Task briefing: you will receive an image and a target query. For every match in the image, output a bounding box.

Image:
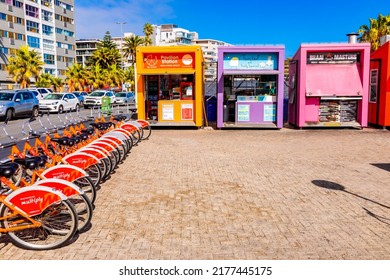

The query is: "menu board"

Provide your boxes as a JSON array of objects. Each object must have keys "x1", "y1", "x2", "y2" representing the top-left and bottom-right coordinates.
[{"x1": 237, "y1": 104, "x2": 250, "y2": 121}]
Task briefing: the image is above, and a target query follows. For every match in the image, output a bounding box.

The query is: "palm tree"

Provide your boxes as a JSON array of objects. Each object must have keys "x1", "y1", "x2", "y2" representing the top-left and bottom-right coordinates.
[
  {"x1": 143, "y1": 23, "x2": 154, "y2": 46},
  {"x1": 123, "y1": 35, "x2": 144, "y2": 64},
  {"x1": 124, "y1": 66, "x2": 135, "y2": 91},
  {"x1": 65, "y1": 63, "x2": 87, "y2": 91},
  {"x1": 7, "y1": 45, "x2": 43, "y2": 88},
  {"x1": 106, "y1": 64, "x2": 124, "y2": 89},
  {"x1": 35, "y1": 73, "x2": 53, "y2": 88},
  {"x1": 87, "y1": 64, "x2": 105, "y2": 90},
  {"x1": 358, "y1": 13, "x2": 390, "y2": 52},
  {"x1": 51, "y1": 76, "x2": 63, "y2": 92}
]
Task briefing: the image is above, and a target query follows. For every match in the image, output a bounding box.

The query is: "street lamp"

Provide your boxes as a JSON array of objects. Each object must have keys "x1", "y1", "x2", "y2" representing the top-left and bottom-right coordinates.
[{"x1": 116, "y1": 21, "x2": 127, "y2": 69}]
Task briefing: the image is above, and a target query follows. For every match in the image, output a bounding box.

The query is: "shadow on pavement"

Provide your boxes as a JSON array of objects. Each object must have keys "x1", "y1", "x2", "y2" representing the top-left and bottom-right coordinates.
[
  {"x1": 370, "y1": 163, "x2": 390, "y2": 173},
  {"x1": 312, "y1": 179, "x2": 390, "y2": 225}
]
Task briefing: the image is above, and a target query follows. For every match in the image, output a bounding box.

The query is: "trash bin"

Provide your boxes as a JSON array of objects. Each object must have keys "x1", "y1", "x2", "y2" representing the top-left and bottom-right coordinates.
[
  {"x1": 205, "y1": 96, "x2": 217, "y2": 122},
  {"x1": 101, "y1": 96, "x2": 111, "y2": 114}
]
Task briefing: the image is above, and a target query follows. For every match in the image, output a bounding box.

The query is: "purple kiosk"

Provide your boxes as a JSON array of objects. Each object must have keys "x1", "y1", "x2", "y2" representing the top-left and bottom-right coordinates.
[{"x1": 217, "y1": 46, "x2": 285, "y2": 128}]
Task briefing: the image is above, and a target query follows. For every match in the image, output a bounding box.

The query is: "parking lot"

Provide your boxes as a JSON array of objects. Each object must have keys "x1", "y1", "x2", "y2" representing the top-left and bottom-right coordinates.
[{"x1": 1, "y1": 125, "x2": 390, "y2": 260}]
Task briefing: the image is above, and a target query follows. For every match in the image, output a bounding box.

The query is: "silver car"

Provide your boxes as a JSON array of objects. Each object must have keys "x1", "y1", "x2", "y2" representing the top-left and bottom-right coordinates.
[
  {"x1": 114, "y1": 92, "x2": 135, "y2": 104},
  {"x1": 0, "y1": 90, "x2": 40, "y2": 120}
]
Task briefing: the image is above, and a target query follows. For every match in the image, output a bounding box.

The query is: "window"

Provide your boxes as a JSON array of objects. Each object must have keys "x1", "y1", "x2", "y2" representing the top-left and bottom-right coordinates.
[
  {"x1": 0, "y1": 47, "x2": 9, "y2": 54},
  {"x1": 44, "y1": 53, "x2": 55, "y2": 64},
  {"x1": 43, "y1": 39, "x2": 54, "y2": 51},
  {"x1": 63, "y1": 30, "x2": 74, "y2": 37},
  {"x1": 27, "y1": 35, "x2": 40, "y2": 48},
  {"x1": 44, "y1": 68, "x2": 55, "y2": 74},
  {"x1": 0, "y1": 13, "x2": 6, "y2": 21},
  {"x1": 26, "y1": 20, "x2": 39, "y2": 33},
  {"x1": 25, "y1": 4, "x2": 39, "y2": 18},
  {"x1": 369, "y1": 69, "x2": 378, "y2": 103},
  {"x1": 42, "y1": 10, "x2": 53, "y2": 22},
  {"x1": 42, "y1": 24, "x2": 53, "y2": 35}
]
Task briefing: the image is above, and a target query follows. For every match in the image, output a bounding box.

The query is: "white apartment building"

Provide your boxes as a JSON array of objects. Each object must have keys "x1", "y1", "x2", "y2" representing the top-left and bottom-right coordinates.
[
  {"x1": 151, "y1": 24, "x2": 198, "y2": 46},
  {"x1": 0, "y1": 0, "x2": 75, "y2": 88},
  {"x1": 193, "y1": 38, "x2": 231, "y2": 81},
  {"x1": 75, "y1": 38, "x2": 99, "y2": 67}
]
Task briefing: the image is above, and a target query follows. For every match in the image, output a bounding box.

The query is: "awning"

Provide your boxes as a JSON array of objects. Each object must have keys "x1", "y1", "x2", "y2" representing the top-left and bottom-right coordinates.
[
  {"x1": 137, "y1": 70, "x2": 195, "y2": 75},
  {"x1": 306, "y1": 64, "x2": 363, "y2": 97}
]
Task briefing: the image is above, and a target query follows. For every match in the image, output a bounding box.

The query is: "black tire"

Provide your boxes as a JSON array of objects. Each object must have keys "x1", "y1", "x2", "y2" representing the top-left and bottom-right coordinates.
[
  {"x1": 58, "y1": 105, "x2": 64, "y2": 114},
  {"x1": 73, "y1": 176, "x2": 96, "y2": 205},
  {"x1": 5, "y1": 108, "x2": 14, "y2": 121},
  {"x1": 68, "y1": 193, "x2": 93, "y2": 233},
  {"x1": 32, "y1": 106, "x2": 39, "y2": 118},
  {"x1": 141, "y1": 125, "x2": 152, "y2": 140},
  {"x1": 84, "y1": 105, "x2": 89, "y2": 109},
  {"x1": 0, "y1": 199, "x2": 78, "y2": 250},
  {"x1": 85, "y1": 163, "x2": 102, "y2": 188}
]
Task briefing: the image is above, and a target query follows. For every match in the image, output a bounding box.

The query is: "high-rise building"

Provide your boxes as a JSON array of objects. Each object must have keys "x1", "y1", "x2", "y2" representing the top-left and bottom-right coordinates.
[{"x1": 0, "y1": 0, "x2": 75, "y2": 88}]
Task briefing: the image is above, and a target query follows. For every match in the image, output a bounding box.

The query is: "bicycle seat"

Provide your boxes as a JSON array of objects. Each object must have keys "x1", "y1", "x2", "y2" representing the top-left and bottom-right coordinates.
[
  {"x1": 0, "y1": 162, "x2": 19, "y2": 178},
  {"x1": 81, "y1": 127, "x2": 95, "y2": 135},
  {"x1": 73, "y1": 135, "x2": 82, "y2": 144},
  {"x1": 80, "y1": 133, "x2": 89, "y2": 141},
  {"x1": 51, "y1": 137, "x2": 70, "y2": 146},
  {"x1": 14, "y1": 157, "x2": 41, "y2": 170}
]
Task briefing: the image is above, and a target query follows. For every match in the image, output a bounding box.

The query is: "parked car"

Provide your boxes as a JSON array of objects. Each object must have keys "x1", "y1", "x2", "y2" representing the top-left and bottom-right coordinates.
[
  {"x1": 71, "y1": 91, "x2": 88, "y2": 107},
  {"x1": 0, "y1": 90, "x2": 40, "y2": 120},
  {"x1": 39, "y1": 92, "x2": 80, "y2": 113},
  {"x1": 83, "y1": 90, "x2": 116, "y2": 109},
  {"x1": 114, "y1": 92, "x2": 135, "y2": 104},
  {"x1": 25, "y1": 88, "x2": 52, "y2": 99}
]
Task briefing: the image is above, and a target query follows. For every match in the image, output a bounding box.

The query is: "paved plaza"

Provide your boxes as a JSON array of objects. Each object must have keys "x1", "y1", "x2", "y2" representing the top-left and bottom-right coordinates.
[{"x1": 1, "y1": 126, "x2": 390, "y2": 260}]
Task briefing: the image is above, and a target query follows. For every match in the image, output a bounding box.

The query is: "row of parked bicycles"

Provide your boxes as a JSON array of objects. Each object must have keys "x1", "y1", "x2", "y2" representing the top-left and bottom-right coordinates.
[{"x1": 0, "y1": 110, "x2": 151, "y2": 250}]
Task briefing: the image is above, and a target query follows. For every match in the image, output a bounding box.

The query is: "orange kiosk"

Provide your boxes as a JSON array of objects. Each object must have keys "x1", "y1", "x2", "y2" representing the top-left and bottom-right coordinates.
[
  {"x1": 368, "y1": 39, "x2": 390, "y2": 127},
  {"x1": 135, "y1": 46, "x2": 204, "y2": 127}
]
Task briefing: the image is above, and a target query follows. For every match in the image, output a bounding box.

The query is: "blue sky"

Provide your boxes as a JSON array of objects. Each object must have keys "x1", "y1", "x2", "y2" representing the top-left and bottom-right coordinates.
[{"x1": 75, "y1": 0, "x2": 390, "y2": 58}]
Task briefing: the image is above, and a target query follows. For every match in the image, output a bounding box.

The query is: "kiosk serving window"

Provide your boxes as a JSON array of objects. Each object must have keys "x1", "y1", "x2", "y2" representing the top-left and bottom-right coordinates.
[{"x1": 224, "y1": 75, "x2": 277, "y2": 101}]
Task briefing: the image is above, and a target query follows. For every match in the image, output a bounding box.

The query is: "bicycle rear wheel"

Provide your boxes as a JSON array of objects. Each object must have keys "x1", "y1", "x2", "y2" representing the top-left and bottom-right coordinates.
[
  {"x1": 68, "y1": 193, "x2": 93, "y2": 233},
  {"x1": 0, "y1": 200, "x2": 78, "y2": 250},
  {"x1": 85, "y1": 163, "x2": 102, "y2": 188},
  {"x1": 73, "y1": 176, "x2": 96, "y2": 204}
]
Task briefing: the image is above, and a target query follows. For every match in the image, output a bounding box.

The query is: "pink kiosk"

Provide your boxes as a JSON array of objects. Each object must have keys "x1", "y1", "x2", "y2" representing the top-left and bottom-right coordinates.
[{"x1": 288, "y1": 37, "x2": 370, "y2": 128}]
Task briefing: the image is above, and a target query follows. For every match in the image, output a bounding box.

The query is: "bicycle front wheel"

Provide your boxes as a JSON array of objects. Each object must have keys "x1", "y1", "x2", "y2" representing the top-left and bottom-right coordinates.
[{"x1": 0, "y1": 200, "x2": 78, "y2": 250}]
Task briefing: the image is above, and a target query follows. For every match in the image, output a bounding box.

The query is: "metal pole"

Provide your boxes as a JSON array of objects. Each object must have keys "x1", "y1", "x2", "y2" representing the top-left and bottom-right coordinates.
[{"x1": 116, "y1": 22, "x2": 127, "y2": 91}]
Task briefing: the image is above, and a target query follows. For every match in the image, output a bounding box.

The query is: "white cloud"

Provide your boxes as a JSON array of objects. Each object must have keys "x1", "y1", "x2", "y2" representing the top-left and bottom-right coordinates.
[{"x1": 74, "y1": 0, "x2": 176, "y2": 39}]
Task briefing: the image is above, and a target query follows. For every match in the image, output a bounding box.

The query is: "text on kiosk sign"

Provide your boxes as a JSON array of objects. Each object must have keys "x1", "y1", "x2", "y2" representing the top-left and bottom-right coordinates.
[
  {"x1": 143, "y1": 53, "x2": 195, "y2": 69},
  {"x1": 306, "y1": 52, "x2": 360, "y2": 64}
]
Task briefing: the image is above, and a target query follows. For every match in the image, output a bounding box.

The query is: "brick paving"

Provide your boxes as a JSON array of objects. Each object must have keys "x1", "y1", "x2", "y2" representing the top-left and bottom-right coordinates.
[{"x1": 1, "y1": 126, "x2": 390, "y2": 260}]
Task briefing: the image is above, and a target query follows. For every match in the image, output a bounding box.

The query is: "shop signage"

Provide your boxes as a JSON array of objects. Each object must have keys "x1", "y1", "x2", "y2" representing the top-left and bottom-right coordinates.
[
  {"x1": 162, "y1": 104, "x2": 174, "y2": 120},
  {"x1": 307, "y1": 52, "x2": 360, "y2": 64},
  {"x1": 181, "y1": 104, "x2": 193, "y2": 120},
  {"x1": 263, "y1": 104, "x2": 276, "y2": 121},
  {"x1": 143, "y1": 53, "x2": 195, "y2": 69},
  {"x1": 237, "y1": 104, "x2": 250, "y2": 121},
  {"x1": 223, "y1": 53, "x2": 278, "y2": 70}
]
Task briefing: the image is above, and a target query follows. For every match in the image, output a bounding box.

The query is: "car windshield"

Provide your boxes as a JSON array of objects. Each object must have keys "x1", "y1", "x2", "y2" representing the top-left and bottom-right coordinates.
[
  {"x1": 0, "y1": 93, "x2": 14, "y2": 101},
  {"x1": 44, "y1": 94, "x2": 63, "y2": 100},
  {"x1": 115, "y1": 93, "x2": 127, "y2": 97},
  {"x1": 90, "y1": 91, "x2": 105, "y2": 97}
]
